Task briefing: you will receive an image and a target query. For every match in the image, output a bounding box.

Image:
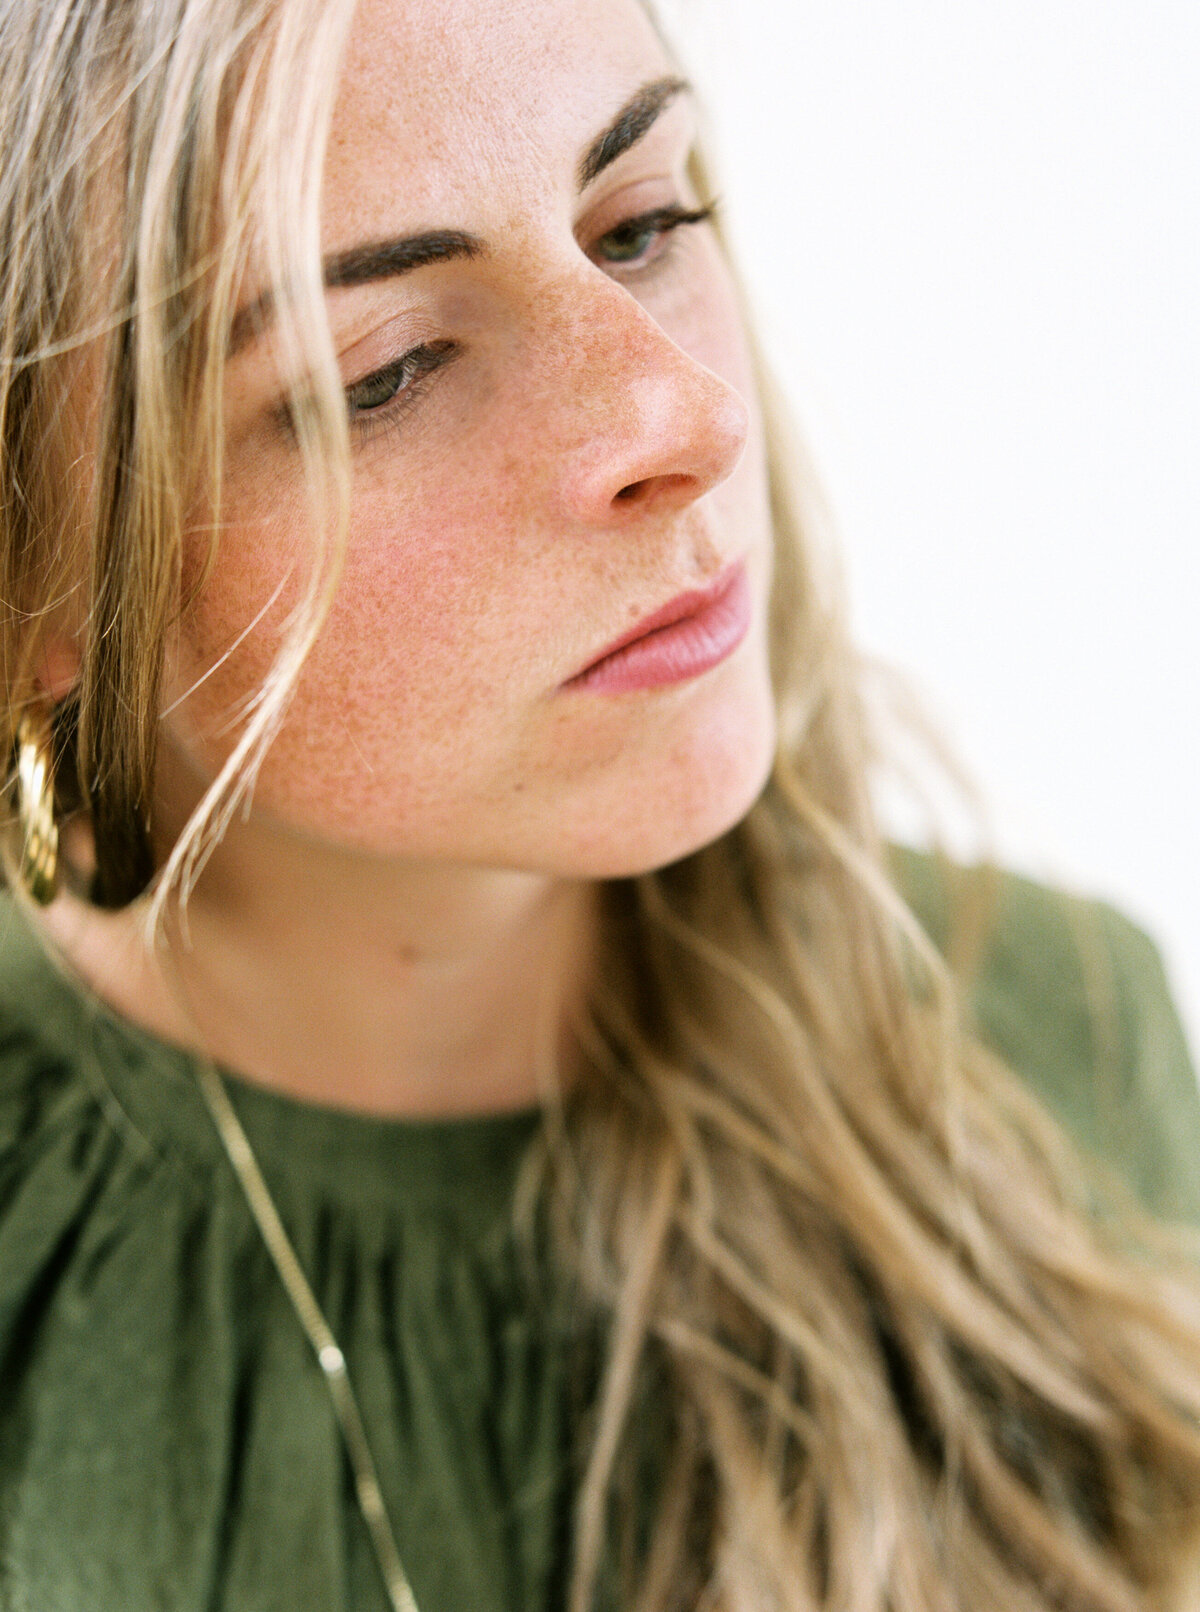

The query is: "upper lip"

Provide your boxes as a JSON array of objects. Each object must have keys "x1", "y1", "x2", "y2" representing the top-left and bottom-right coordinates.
[{"x1": 571, "y1": 561, "x2": 744, "y2": 679}]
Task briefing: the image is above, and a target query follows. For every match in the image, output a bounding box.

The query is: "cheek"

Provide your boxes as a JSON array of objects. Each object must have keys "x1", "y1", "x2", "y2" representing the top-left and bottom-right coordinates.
[
  {"x1": 169, "y1": 444, "x2": 568, "y2": 790},
  {"x1": 308, "y1": 466, "x2": 581, "y2": 712}
]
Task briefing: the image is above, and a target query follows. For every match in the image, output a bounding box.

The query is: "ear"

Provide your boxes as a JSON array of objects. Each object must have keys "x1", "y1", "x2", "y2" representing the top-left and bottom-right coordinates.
[{"x1": 35, "y1": 633, "x2": 82, "y2": 704}]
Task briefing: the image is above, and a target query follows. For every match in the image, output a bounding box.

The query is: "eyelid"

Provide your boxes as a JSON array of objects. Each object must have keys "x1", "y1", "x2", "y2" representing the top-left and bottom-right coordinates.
[
  {"x1": 576, "y1": 144, "x2": 704, "y2": 236},
  {"x1": 342, "y1": 338, "x2": 460, "y2": 443},
  {"x1": 345, "y1": 338, "x2": 455, "y2": 406}
]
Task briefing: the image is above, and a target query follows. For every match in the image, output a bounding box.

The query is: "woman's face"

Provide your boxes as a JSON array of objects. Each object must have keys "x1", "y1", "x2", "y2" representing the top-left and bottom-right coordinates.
[{"x1": 169, "y1": 0, "x2": 777, "y2": 879}]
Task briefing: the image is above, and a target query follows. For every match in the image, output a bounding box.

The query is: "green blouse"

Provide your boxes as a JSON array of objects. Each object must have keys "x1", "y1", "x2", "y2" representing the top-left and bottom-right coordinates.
[{"x1": 0, "y1": 858, "x2": 1198, "y2": 1612}]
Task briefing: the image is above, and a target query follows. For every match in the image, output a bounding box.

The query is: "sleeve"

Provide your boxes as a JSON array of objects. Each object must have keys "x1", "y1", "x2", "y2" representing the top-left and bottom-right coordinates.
[{"x1": 894, "y1": 846, "x2": 1200, "y2": 1226}]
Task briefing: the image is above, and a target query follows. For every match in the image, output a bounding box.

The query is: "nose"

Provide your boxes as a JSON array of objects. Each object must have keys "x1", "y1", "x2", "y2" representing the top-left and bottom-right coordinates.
[{"x1": 531, "y1": 272, "x2": 751, "y2": 528}]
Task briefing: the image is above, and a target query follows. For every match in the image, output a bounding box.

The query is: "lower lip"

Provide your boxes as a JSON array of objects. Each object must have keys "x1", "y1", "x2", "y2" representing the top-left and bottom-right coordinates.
[{"x1": 568, "y1": 562, "x2": 752, "y2": 694}]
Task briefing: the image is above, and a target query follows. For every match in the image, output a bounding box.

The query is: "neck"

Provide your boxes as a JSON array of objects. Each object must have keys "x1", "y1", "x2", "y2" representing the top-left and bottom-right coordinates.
[{"x1": 42, "y1": 811, "x2": 598, "y2": 1120}]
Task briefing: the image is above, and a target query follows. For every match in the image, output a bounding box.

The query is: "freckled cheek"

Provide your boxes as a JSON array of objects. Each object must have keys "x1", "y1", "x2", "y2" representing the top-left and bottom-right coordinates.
[
  {"x1": 317, "y1": 469, "x2": 564, "y2": 687},
  {"x1": 170, "y1": 509, "x2": 299, "y2": 707},
  {"x1": 173, "y1": 462, "x2": 564, "y2": 746}
]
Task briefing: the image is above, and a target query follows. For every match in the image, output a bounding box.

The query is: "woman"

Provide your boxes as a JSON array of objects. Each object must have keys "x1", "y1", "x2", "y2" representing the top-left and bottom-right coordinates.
[{"x1": 1, "y1": 0, "x2": 1199, "y2": 1608}]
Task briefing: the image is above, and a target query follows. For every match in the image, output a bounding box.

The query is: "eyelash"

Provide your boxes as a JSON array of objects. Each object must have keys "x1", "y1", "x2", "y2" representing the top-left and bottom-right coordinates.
[
  {"x1": 592, "y1": 200, "x2": 717, "y2": 270},
  {"x1": 343, "y1": 338, "x2": 458, "y2": 432},
  {"x1": 341, "y1": 199, "x2": 719, "y2": 440}
]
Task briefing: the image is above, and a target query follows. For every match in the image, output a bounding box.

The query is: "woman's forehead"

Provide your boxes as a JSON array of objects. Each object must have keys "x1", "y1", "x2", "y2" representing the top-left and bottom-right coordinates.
[{"x1": 323, "y1": 0, "x2": 674, "y2": 236}]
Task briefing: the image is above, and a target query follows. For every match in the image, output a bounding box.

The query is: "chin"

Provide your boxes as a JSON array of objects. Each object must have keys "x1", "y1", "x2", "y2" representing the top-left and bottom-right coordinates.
[{"x1": 554, "y1": 687, "x2": 779, "y2": 881}]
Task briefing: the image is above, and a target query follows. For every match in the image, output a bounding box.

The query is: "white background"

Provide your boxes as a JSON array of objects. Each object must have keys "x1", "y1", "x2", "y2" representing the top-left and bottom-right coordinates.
[{"x1": 657, "y1": 0, "x2": 1200, "y2": 1057}]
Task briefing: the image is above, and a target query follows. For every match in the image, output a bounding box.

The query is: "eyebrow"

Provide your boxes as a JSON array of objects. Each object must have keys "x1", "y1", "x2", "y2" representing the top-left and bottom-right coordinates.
[
  {"x1": 577, "y1": 74, "x2": 690, "y2": 191},
  {"x1": 228, "y1": 231, "x2": 483, "y2": 354},
  {"x1": 227, "y1": 74, "x2": 692, "y2": 358}
]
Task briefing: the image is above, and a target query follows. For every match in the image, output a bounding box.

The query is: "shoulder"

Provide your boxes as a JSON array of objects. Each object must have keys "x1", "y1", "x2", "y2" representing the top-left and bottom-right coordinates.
[
  {"x1": 0, "y1": 894, "x2": 104, "y2": 1171},
  {"x1": 892, "y1": 845, "x2": 1200, "y2": 1226},
  {"x1": 0, "y1": 894, "x2": 186, "y2": 1313}
]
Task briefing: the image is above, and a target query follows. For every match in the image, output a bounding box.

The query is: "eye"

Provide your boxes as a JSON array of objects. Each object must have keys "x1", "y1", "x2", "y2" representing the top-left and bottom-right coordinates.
[
  {"x1": 344, "y1": 338, "x2": 458, "y2": 420},
  {"x1": 593, "y1": 202, "x2": 717, "y2": 269}
]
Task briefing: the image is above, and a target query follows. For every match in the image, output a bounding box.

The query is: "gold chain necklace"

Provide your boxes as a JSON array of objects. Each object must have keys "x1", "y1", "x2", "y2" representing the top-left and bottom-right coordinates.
[{"x1": 192, "y1": 1055, "x2": 421, "y2": 1612}]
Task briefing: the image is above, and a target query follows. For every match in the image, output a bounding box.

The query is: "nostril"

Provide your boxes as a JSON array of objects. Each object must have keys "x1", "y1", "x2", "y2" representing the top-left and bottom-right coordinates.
[{"x1": 613, "y1": 473, "x2": 695, "y2": 506}]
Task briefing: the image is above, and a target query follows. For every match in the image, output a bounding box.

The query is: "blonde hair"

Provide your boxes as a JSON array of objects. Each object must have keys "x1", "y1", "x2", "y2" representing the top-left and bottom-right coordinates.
[{"x1": 2, "y1": 3, "x2": 1200, "y2": 1609}]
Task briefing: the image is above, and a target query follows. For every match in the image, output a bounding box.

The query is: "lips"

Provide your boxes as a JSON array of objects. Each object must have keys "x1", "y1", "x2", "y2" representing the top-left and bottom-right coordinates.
[{"x1": 565, "y1": 560, "x2": 752, "y2": 694}]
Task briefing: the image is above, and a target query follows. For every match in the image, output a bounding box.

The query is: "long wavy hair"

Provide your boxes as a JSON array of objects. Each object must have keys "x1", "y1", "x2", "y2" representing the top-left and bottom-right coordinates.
[{"x1": 2, "y1": 2, "x2": 1199, "y2": 1609}]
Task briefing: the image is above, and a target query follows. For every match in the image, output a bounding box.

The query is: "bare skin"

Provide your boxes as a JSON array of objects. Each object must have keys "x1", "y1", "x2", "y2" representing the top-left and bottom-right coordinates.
[
  {"x1": 43, "y1": 803, "x2": 597, "y2": 1118},
  {"x1": 38, "y1": 0, "x2": 776, "y2": 1117}
]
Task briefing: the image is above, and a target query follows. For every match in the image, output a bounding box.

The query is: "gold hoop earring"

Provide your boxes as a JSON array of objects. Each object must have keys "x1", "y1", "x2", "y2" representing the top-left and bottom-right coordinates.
[{"x1": 16, "y1": 704, "x2": 59, "y2": 905}]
